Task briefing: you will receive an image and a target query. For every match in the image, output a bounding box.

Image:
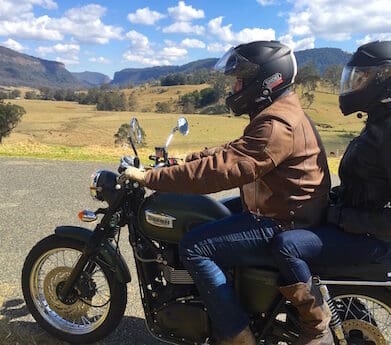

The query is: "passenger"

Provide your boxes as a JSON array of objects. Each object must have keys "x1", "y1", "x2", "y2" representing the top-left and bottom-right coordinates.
[
  {"x1": 272, "y1": 40, "x2": 391, "y2": 345},
  {"x1": 122, "y1": 41, "x2": 331, "y2": 344}
]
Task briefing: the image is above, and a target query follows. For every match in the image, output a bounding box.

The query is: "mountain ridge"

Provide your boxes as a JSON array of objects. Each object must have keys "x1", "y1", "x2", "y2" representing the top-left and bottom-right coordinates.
[{"x1": 0, "y1": 46, "x2": 352, "y2": 88}]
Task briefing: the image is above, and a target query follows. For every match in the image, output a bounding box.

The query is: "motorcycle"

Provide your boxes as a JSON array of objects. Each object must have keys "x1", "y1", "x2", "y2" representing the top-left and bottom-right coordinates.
[{"x1": 22, "y1": 117, "x2": 391, "y2": 345}]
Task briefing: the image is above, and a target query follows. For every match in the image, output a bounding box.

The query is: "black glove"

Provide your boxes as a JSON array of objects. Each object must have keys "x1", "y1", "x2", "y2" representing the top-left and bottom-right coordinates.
[{"x1": 326, "y1": 204, "x2": 343, "y2": 227}]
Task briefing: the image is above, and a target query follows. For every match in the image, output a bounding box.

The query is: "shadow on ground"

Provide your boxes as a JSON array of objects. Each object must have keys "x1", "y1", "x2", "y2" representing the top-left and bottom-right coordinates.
[{"x1": 0, "y1": 298, "x2": 163, "y2": 345}]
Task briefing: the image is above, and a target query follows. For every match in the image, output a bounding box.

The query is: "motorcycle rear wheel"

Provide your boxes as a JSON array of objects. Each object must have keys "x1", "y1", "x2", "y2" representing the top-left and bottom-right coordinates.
[
  {"x1": 22, "y1": 234, "x2": 127, "y2": 344},
  {"x1": 329, "y1": 285, "x2": 390, "y2": 345}
]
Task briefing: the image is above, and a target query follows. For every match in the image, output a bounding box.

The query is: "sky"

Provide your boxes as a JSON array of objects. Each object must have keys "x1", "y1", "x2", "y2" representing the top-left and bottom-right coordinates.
[{"x1": 0, "y1": 0, "x2": 390, "y2": 79}]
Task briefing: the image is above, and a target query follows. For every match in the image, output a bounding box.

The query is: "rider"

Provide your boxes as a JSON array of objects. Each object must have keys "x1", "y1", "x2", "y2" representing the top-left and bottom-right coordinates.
[
  {"x1": 123, "y1": 40, "x2": 331, "y2": 344},
  {"x1": 272, "y1": 40, "x2": 391, "y2": 345}
]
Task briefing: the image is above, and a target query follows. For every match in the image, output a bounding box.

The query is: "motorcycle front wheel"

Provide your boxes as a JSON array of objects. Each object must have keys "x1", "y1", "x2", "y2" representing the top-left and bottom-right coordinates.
[
  {"x1": 22, "y1": 235, "x2": 127, "y2": 344},
  {"x1": 330, "y1": 285, "x2": 391, "y2": 345}
]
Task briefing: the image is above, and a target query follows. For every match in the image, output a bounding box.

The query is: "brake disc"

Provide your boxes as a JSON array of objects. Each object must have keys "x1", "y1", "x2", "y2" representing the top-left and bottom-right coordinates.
[
  {"x1": 43, "y1": 266, "x2": 90, "y2": 320},
  {"x1": 342, "y1": 319, "x2": 386, "y2": 345}
]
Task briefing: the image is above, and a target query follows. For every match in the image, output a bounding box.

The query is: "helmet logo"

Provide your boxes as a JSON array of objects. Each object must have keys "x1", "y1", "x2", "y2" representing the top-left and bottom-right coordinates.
[{"x1": 263, "y1": 73, "x2": 283, "y2": 90}]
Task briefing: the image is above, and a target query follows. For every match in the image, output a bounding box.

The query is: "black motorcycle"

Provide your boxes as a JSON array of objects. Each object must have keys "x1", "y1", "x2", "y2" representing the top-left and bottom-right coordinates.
[{"x1": 22, "y1": 117, "x2": 390, "y2": 344}]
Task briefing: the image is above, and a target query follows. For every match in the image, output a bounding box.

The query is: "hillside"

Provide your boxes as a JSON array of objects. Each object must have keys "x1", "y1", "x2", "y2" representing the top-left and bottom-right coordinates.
[
  {"x1": 295, "y1": 48, "x2": 351, "y2": 74},
  {"x1": 111, "y1": 48, "x2": 351, "y2": 86},
  {"x1": 111, "y1": 58, "x2": 217, "y2": 86},
  {"x1": 0, "y1": 46, "x2": 83, "y2": 89},
  {"x1": 72, "y1": 71, "x2": 111, "y2": 87}
]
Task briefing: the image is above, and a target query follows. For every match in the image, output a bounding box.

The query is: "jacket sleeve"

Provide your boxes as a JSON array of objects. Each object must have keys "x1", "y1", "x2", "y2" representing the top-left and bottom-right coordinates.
[
  {"x1": 144, "y1": 116, "x2": 293, "y2": 194},
  {"x1": 185, "y1": 144, "x2": 228, "y2": 162}
]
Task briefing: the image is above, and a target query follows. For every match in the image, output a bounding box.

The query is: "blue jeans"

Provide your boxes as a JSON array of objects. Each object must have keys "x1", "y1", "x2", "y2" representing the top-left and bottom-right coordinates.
[
  {"x1": 178, "y1": 212, "x2": 281, "y2": 339},
  {"x1": 271, "y1": 224, "x2": 391, "y2": 285}
]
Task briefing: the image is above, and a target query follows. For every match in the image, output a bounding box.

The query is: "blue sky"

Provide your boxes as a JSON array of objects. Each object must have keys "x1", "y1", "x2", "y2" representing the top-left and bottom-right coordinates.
[{"x1": 1, "y1": 0, "x2": 390, "y2": 78}]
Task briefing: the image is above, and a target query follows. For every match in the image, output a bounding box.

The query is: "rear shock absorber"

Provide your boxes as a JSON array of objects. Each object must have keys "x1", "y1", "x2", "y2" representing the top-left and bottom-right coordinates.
[{"x1": 313, "y1": 277, "x2": 347, "y2": 345}]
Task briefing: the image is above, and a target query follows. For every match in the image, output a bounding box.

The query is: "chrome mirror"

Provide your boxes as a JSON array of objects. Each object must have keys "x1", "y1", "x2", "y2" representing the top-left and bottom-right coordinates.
[
  {"x1": 165, "y1": 117, "x2": 189, "y2": 148},
  {"x1": 177, "y1": 117, "x2": 189, "y2": 136},
  {"x1": 129, "y1": 117, "x2": 143, "y2": 145}
]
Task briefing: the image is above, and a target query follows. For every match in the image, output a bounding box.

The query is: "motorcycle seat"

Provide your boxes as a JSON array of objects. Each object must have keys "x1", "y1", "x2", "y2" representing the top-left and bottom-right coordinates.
[{"x1": 311, "y1": 260, "x2": 390, "y2": 282}]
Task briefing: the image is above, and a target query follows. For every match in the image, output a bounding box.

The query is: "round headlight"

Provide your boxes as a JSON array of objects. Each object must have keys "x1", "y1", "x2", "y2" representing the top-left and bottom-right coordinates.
[{"x1": 89, "y1": 170, "x2": 119, "y2": 205}]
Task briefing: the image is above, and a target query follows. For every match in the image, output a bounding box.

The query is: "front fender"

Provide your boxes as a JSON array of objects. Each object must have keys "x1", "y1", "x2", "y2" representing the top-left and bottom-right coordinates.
[{"x1": 55, "y1": 225, "x2": 131, "y2": 283}]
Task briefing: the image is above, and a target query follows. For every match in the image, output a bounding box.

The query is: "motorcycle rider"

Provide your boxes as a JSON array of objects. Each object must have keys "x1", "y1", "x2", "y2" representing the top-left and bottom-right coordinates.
[
  {"x1": 123, "y1": 40, "x2": 331, "y2": 344},
  {"x1": 272, "y1": 40, "x2": 391, "y2": 345}
]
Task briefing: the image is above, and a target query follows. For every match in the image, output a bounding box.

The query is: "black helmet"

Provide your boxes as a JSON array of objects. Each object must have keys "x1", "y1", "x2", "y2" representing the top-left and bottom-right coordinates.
[
  {"x1": 339, "y1": 40, "x2": 391, "y2": 115},
  {"x1": 214, "y1": 40, "x2": 297, "y2": 115}
]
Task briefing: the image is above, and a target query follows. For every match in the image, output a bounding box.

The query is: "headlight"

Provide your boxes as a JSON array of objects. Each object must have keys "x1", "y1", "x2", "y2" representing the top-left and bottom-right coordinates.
[{"x1": 89, "y1": 170, "x2": 119, "y2": 205}]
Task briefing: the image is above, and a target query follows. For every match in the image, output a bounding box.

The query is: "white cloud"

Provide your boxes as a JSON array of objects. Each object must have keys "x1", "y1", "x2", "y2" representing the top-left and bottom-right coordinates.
[
  {"x1": 256, "y1": 0, "x2": 275, "y2": 5},
  {"x1": 2, "y1": 38, "x2": 25, "y2": 52},
  {"x1": 89, "y1": 56, "x2": 110, "y2": 64},
  {"x1": 208, "y1": 17, "x2": 234, "y2": 42},
  {"x1": 126, "y1": 30, "x2": 150, "y2": 52},
  {"x1": 122, "y1": 52, "x2": 171, "y2": 66},
  {"x1": 162, "y1": 22, "x2": 205, "y2": 35},
  {"x1": 36, "y1": 42, "x2": 80, "y2": 66},
  {"x1": 162, "y1": 46, "x2": 187, "y2": 58},
  {"x1": 51, "y1": 4, "x2": 123, "y2": 44},
  {"x1": 0, "y1": 14, "x2": 63, "y2": 41},
  {"x1": 0, "y1": 0, "x2": 57, "y2": 20},
  {"x1": 168, "y1": 1, "x2": 204, "y2": 22},
  {"x1": 235, "y1": 28, "x2": 275, "y2": 43},
  {"x1": 208, "y1": 17, "x2": 275, "y2": 45},
  {"x1": 36, "y1": 43, "x2": 79, "y2": 56},
  {"x1": 279, "y1": 34, "x2": 315, "y2": 51},
  {"x1": 287, "y1": 0, "x2": 391, "y2": 42},
  {"x1": 181, "y1": 38, "x2": 205, "y2": 48},
  {"x1": 0, "y1": 3, "x2": 122, "y2": 44},
  {"x1": 56, "y1": 56, "x2": 79, "y2": 65},
  {"x1": 123, "y1": 30, "x2": 188, "y2": 66},
  {"x1": 127, "y1": 7, "x2": 165, "y2": 25},
  {"x1": 357, "y1": 33, "x2": 391, "y2": 46},
  {"x1": 207, "y1": 42, "x2": 232, "y2": 53}
]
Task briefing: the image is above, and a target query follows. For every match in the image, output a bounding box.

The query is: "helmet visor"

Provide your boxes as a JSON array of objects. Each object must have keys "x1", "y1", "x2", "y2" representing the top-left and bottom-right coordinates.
[
  {"x1": 214, "y1": 47, "x2": 260, "y2": 78},
  {"x1": 340, "y1": 65, "x2": 379, "y2": 95}
]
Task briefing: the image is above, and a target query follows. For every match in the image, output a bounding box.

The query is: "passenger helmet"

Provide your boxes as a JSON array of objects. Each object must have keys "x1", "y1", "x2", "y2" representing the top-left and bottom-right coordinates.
[
  {"x1": 214, "y1": 41, "x2": 297, "y2": 115},
  {"x1": 339, "y1": 40, "x2": 391, "y2": 115}
]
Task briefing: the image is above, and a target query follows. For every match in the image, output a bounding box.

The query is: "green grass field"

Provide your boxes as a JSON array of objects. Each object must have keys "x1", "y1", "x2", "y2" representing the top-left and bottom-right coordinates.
[{"x1": 1, "y1": 85, "x2": 366, "y2": 174}]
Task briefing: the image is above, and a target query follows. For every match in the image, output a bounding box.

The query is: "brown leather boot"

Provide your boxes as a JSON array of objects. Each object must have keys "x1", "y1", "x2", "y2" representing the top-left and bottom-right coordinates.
[
  {"x1": 219, "y1": 326, "x2": 257, "y2": 345},
  {"x1": 279, "y1": 278, "x2": 335, "y2": 345}
]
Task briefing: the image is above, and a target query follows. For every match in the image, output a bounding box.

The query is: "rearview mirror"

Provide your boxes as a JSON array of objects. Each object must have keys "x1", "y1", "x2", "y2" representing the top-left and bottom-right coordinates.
[
  {"x1": 129, "y1": 117, "x2": 143, "y2": 145},
  {"x1": 177, "y1": 117, "x2": 189, "y2": 136}
]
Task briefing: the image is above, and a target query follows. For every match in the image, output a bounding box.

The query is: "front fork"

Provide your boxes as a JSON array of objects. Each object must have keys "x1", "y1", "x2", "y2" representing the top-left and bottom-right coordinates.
[
  {"x1": 58, "y1": 229, "x2": 104, "y2": 301},
  {"x1": 313, "y1": 277, "x2": 348, "y2": 345}
]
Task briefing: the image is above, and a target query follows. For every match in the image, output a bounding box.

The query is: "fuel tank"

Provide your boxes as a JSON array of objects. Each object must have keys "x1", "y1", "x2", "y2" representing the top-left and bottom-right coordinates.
[{"x1": 137, "y1": 192, "x2": 231, "y2": 243}]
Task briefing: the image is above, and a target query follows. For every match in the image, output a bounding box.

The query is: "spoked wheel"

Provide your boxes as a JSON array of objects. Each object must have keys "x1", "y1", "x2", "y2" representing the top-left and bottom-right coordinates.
[
  {"x1": 331, "y1": 287, "x2": 391, "y2": 345},
  {"x1": 22, "y1": 235, "x2": 127, "y2": 344}
]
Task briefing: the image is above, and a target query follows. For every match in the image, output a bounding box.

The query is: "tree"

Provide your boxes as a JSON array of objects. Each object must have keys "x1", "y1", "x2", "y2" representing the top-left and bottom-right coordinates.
[
  {"x1": 114, "y1": 123, "x2": 146, "y2": 146},
  {"x1": 296, "y1": 63, "x2": 320, "y2": 93},
  {"x1": 156, "y1": 101, "x2": 172, "y2": 113},
  {"x1": 0, "y1": 102, "x2": 25, "y2": 143},
  {"x1": 128, "y1": 91, "x2": 138, "y2": 111},
  {"x1": 295, "y1": 63, "x2": 320, "y2": 109},
  {"x1": 324, "y1": 65, "x2": 343, "y2": 94},
  {"x1": 25, "y1": 91, "x2": 39, "y2": 99}
]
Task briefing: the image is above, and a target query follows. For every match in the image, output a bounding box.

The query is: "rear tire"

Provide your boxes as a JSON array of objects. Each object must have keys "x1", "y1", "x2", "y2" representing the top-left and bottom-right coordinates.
[
  {"x1": 22, "y1": 235, "x2": 127, "y2": 344},
  {"x1": 329, "y1": 285, "x2": 390, "y2": 345}
]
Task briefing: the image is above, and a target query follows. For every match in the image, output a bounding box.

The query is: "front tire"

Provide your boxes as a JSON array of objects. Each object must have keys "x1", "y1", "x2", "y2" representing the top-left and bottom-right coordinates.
[{"x1": 22, "y1": 235, "x2": 127, "y2": 344}]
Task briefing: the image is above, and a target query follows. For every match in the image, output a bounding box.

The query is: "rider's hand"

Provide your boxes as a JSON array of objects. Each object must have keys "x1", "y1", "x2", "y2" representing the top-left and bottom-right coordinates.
[{"x1": 119, "y1": 166, "x2": 147, "y2": 185}]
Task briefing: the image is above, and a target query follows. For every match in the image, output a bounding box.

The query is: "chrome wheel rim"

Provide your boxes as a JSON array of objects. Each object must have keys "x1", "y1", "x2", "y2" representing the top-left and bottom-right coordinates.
[
  {"x1": 333, "y1": 294, "x2": 391, "y2": 344},
  {"x1": 30, "y1": 247, "x2": 111, "y2": 335}
]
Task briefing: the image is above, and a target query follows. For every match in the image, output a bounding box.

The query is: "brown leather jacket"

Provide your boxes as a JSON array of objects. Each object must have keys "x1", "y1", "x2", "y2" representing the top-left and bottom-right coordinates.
[{"x1": 145, "y1": 92, "x2": 331, "y2": 229}]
